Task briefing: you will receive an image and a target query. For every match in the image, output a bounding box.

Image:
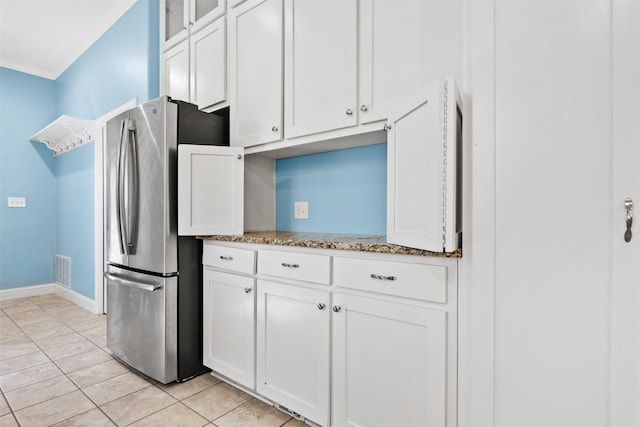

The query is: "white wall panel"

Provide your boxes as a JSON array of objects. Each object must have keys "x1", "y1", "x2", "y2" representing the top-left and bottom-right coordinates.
[{"x1": 494, "y1": 2, "x2": 611, "y2": 426}]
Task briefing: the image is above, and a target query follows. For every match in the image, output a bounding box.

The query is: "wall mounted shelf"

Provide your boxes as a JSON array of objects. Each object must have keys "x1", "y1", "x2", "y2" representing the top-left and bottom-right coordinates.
[{"x1": 30, "y1": 115, "x2": 95, "y2": 156}]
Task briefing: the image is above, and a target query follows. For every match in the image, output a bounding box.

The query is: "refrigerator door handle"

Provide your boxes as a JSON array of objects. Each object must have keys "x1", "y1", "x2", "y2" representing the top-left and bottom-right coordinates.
[
  {"x1": 116, "y1": 119, "x2": 140, "y2": 256},
  {"x1": 104, "y1": 273, "x2": 163, "y2": 292},
  {"x1": 127, "y1": 120, "x2": 140, "y2": 255},
  {"x1": 116, "y1": 120, "x2": 128, "y2": 254}
]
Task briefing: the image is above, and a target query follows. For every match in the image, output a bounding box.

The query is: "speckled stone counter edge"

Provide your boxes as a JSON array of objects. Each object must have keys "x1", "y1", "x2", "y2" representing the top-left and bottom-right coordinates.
[{"x1": 197, "y1": 232, "x2": 462, "y2": 258}]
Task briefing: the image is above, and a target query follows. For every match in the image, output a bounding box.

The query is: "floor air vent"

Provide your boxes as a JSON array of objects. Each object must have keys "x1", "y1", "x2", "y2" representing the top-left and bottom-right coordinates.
[{"x1": 56, "y1": 255, "x2": 71, "y2": 288}]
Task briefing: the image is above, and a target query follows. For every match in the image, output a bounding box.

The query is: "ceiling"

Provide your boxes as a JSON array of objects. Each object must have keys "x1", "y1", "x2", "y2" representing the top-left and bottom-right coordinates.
[{"x1": 0, "y1": 0, "x2": 137, "y2": 80}]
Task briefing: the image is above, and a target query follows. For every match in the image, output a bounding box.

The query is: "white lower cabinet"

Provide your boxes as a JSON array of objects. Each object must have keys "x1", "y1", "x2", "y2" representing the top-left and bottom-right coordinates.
[
  {"x1": 331, "y1": 293, "x2": 447, "y2": 427},
  {"x1": 256, "y1": 279, "x2": 331, "y2": 426},
  {"x1": 202, "y1": 268, "x2": 255, "y2": 389},
  {"x1": 202, "y1": 242, "x2": 456, "y2": 427}
]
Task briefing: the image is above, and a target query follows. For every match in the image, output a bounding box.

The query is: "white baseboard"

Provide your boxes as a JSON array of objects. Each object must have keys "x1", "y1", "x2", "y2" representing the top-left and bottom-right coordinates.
[
  {"x1": 0, "y1": 283, "x2": 100, "y2": 314},
  {"x1": 0, "y1": 283, "x2": 57, "y2": 301},
  {"x1": 55, "y1": 285, "x2": 100, "y2": 314}
]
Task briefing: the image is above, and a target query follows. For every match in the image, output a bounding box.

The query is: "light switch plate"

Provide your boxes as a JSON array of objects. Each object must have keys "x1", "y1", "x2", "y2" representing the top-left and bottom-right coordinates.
[
  {"x1": 294, "y1": 201, "x2": 308, "y2": 219},
  {"x1": 8, "y1": 197, "x2": 26, "y2": 208}
]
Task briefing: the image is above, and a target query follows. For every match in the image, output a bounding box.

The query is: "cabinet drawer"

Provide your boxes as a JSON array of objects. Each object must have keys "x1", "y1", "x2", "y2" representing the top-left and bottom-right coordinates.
[
  {"x1": 333, "y1": 257, "x2": 447, "y2": 303},
  {"x1": 203, "y1": 243, "x2": 256, "y2": 274},
  {"x1": 257, "y1": 250, "x2": 331, "y2": 285}
]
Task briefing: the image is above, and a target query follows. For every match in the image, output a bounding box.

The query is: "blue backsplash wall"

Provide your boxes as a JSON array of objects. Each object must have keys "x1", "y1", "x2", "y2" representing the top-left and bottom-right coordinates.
[{"x1": 276, "y1": 143, "x2": 387, "y2": 235}]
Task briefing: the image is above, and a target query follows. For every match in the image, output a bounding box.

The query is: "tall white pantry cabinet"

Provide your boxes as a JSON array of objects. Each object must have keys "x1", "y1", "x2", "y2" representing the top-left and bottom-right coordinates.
[{"x1": 463, "y1": 2, "x2": 640, "y2": 427}]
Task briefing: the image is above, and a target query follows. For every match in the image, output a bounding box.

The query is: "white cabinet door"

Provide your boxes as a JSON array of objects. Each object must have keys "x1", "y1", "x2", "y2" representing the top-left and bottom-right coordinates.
[
  {"x1": 331, "y1": 293, "x2": 447, "y2": 427},
  {"x1": 203, "y1": 269, "x2": 255, "y2": 389},
  {"x1": 359, "y1": 0, "x2": 463, "y2": 124},
  {"x1": 177, "y1": 145, "x2": 244, "y2": 236},
  {"x1": 256, "y1": 279, "x2": 330, "y2": 426},
  {"x1": 161, "y1": 0, "x2": 226, "y2": 51},
  {"x1": 190, "y1": 18, "x2": 227, "y2": 110},
  {"x1": 387, "y1": 76, "x2": 461, "y2": 253},
  {"x1": 190, "y1": 0, "x2": 226, "y2": 34},
  {"x1": 284, "y1": 0, "x2": 358, "y2": 138},
  {"x1": 161, "y1": 39, "x2": 190, "y2": 103},
  {"x1": 229, "y1": 0, "x2": 283, "y2": 147},
  {"x1": 162, "y1": 0, "x2": 190, "y2": 51}
]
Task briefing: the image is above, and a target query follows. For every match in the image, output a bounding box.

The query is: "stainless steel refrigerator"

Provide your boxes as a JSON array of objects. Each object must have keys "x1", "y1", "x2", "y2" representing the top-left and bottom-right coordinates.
[{"x1": 104, "y1": 96, "x2": 227, "y2": 383}]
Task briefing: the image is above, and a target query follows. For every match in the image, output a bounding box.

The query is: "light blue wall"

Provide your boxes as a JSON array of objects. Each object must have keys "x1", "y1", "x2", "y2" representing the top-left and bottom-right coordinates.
[
  {"x1": 0, "y1": 0, "x2": 158, "y2": 297},
  {"x1": 276, "y1": 143, "x2": 387, "y2": 235},
  {"x1": 54, "y1": 0, "x2": 159, "y2": 299},
  {"x1": 0, "y1": 68, "x2": 57, "y2": 289}
]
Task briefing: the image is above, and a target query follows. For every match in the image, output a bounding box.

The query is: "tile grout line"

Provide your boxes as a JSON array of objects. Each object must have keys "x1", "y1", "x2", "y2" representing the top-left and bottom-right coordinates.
[
  {"x1": 21, "y1": 295, "x2": 189, "y2": 427},
  {"x1": 3, "y1": 296, "x2": 297, "y2": 427},
  {"x1": 23, "y1": 295, "x2": 123, "y2": 427}
]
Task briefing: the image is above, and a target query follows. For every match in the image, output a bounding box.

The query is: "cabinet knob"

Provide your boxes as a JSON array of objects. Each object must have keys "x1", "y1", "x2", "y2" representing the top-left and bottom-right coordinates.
[
  {"x1": 281, "y1": 263, "x2": 300, "y2": 269},
  {"x1": 360, "y1": 105, "x2": 368, "y2": 112},
  {"x1": 219, "y1": 255, "x2": 233, "y2": 261},
  {"x1": 317, "y1": 303, "x2": 326, "y2": 310},
  {"x1": 383, "y1": 124, "x2": 392, "y2": 131},
  {"x1": 345, "y1": 108, "x2": 353, "y2": 116},
  {"x1": 244, "y1": 287, "x2": 252, "y2": 294},
  {"x1": 272, "y1": 126, "x2": 278, "y2": 132},
  {"x1": 332, "y1": 305, "x2": 341, "y2": 313}
]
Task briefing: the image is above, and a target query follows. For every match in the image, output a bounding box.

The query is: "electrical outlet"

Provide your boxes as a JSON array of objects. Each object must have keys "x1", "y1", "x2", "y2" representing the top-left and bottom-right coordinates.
[
  {"x1": 7, "y1": 197, "x2": 26, "y2": 208},
  {"x1": 294, "y1": 201, "x2": 309, "y2": 219}
]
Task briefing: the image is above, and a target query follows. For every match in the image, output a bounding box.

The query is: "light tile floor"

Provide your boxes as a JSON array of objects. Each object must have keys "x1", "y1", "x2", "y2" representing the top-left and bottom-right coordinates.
[{"x1": 0, "y1": 294, "x2": 305, "y2": 427}]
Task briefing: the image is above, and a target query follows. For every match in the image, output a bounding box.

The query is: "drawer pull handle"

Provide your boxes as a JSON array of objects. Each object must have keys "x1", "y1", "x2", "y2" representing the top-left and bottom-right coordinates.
[
  {"x1": 244, "y1": 287, "x2": 252, "y2": 294},
  {"x1": 281, "y1": 263, "x2": 300, "y2": 269},
  {"x1": 332, "y1": 305, "x2": 342, "y2": 313},
  {"x1": 219, "y1": 256, "x2": 233, "y2": 261},
  {"x1": 317, "y1": 303, "x2": 326, "y2": 310},
  {"x1": 370, "y1": 274, "x2": 397, "y2": 281}
]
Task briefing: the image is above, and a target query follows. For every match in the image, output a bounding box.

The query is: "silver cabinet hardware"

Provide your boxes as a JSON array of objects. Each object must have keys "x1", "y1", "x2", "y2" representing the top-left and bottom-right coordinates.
[
  {"x1": 345, "y1": 108, "x2": 353, "y2": 116},
  {"x1": 237, "y1": 154, "x2": 243, "y2": 160},
  {"x1": 219, "y1": 255, "x2": 233, "y2": 261},
  {"x1": 360, "y1": 105, "x2": 368, "y2": 112},
  {"x1": 383, "y1": 124, "x2": 392, "y2": 131},
  {"x1": 272, "y1": 126, "x2": 278, "y2": 132},
  {"x1": 244, "y1": 287, "x2": 252, "y2": 294},
  {"x1": 625, "y1": 198, "x2": 633, "y2": 242},
  {"x1": 317, "y1": 303, "x2": 326, "y2": 310},
  {"x1": 332, "y1": 305, "x2": 341, "y2": 313},
  {"x1": 370, "y1": 274, "x2": 397, "y2": 281},
  {"x1": 281, "y1": 263, "x2": 300, "y2": 268}
]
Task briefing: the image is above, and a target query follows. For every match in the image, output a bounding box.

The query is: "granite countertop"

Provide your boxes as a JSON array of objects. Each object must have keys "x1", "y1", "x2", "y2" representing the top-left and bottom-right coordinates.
[{"x1": 198, "y1": 231, "x2": 462, "y2": 258}]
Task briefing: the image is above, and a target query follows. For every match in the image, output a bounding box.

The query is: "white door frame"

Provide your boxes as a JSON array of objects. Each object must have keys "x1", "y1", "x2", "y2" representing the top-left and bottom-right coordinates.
[{"x1": 94, "y1": 98, "x2": 137, "y2": 314}]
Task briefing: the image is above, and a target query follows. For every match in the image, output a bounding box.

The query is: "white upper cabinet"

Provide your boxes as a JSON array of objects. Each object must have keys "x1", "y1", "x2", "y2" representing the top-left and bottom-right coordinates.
[
  {"x1": 284, "y1": 0, "x2": 358, "y2": 139},
  {"x1": 161, "y1": 40, "x2": 190, "y2": 103},
  {"x1": 229, "y1": 0, "x2": 283, "y2": 148},
  {"x1": 177, "y1": 145, "x2": 244, "y2": 236},
  {"x1": 359, "y1": 0, "x2": 463, "y2": 124},
  {"x1": 190, "y1": 18, "x2": 227, "y2": 110},
  {"x1": 387, "y1": 76, "x2": 461, "y2": 253},
  {"x1": 162, "y1": 0, "x2": 227, "y2": 51}
]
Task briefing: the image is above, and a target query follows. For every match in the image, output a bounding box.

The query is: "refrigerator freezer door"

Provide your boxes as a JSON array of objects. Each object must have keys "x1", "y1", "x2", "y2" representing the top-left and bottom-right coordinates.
[
  {"x1": 105, "y1": 97, "x2": 179, "y2": 274},
  {"x1": 105, "y1": 265, "x2": 178, "y2": 383}
]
